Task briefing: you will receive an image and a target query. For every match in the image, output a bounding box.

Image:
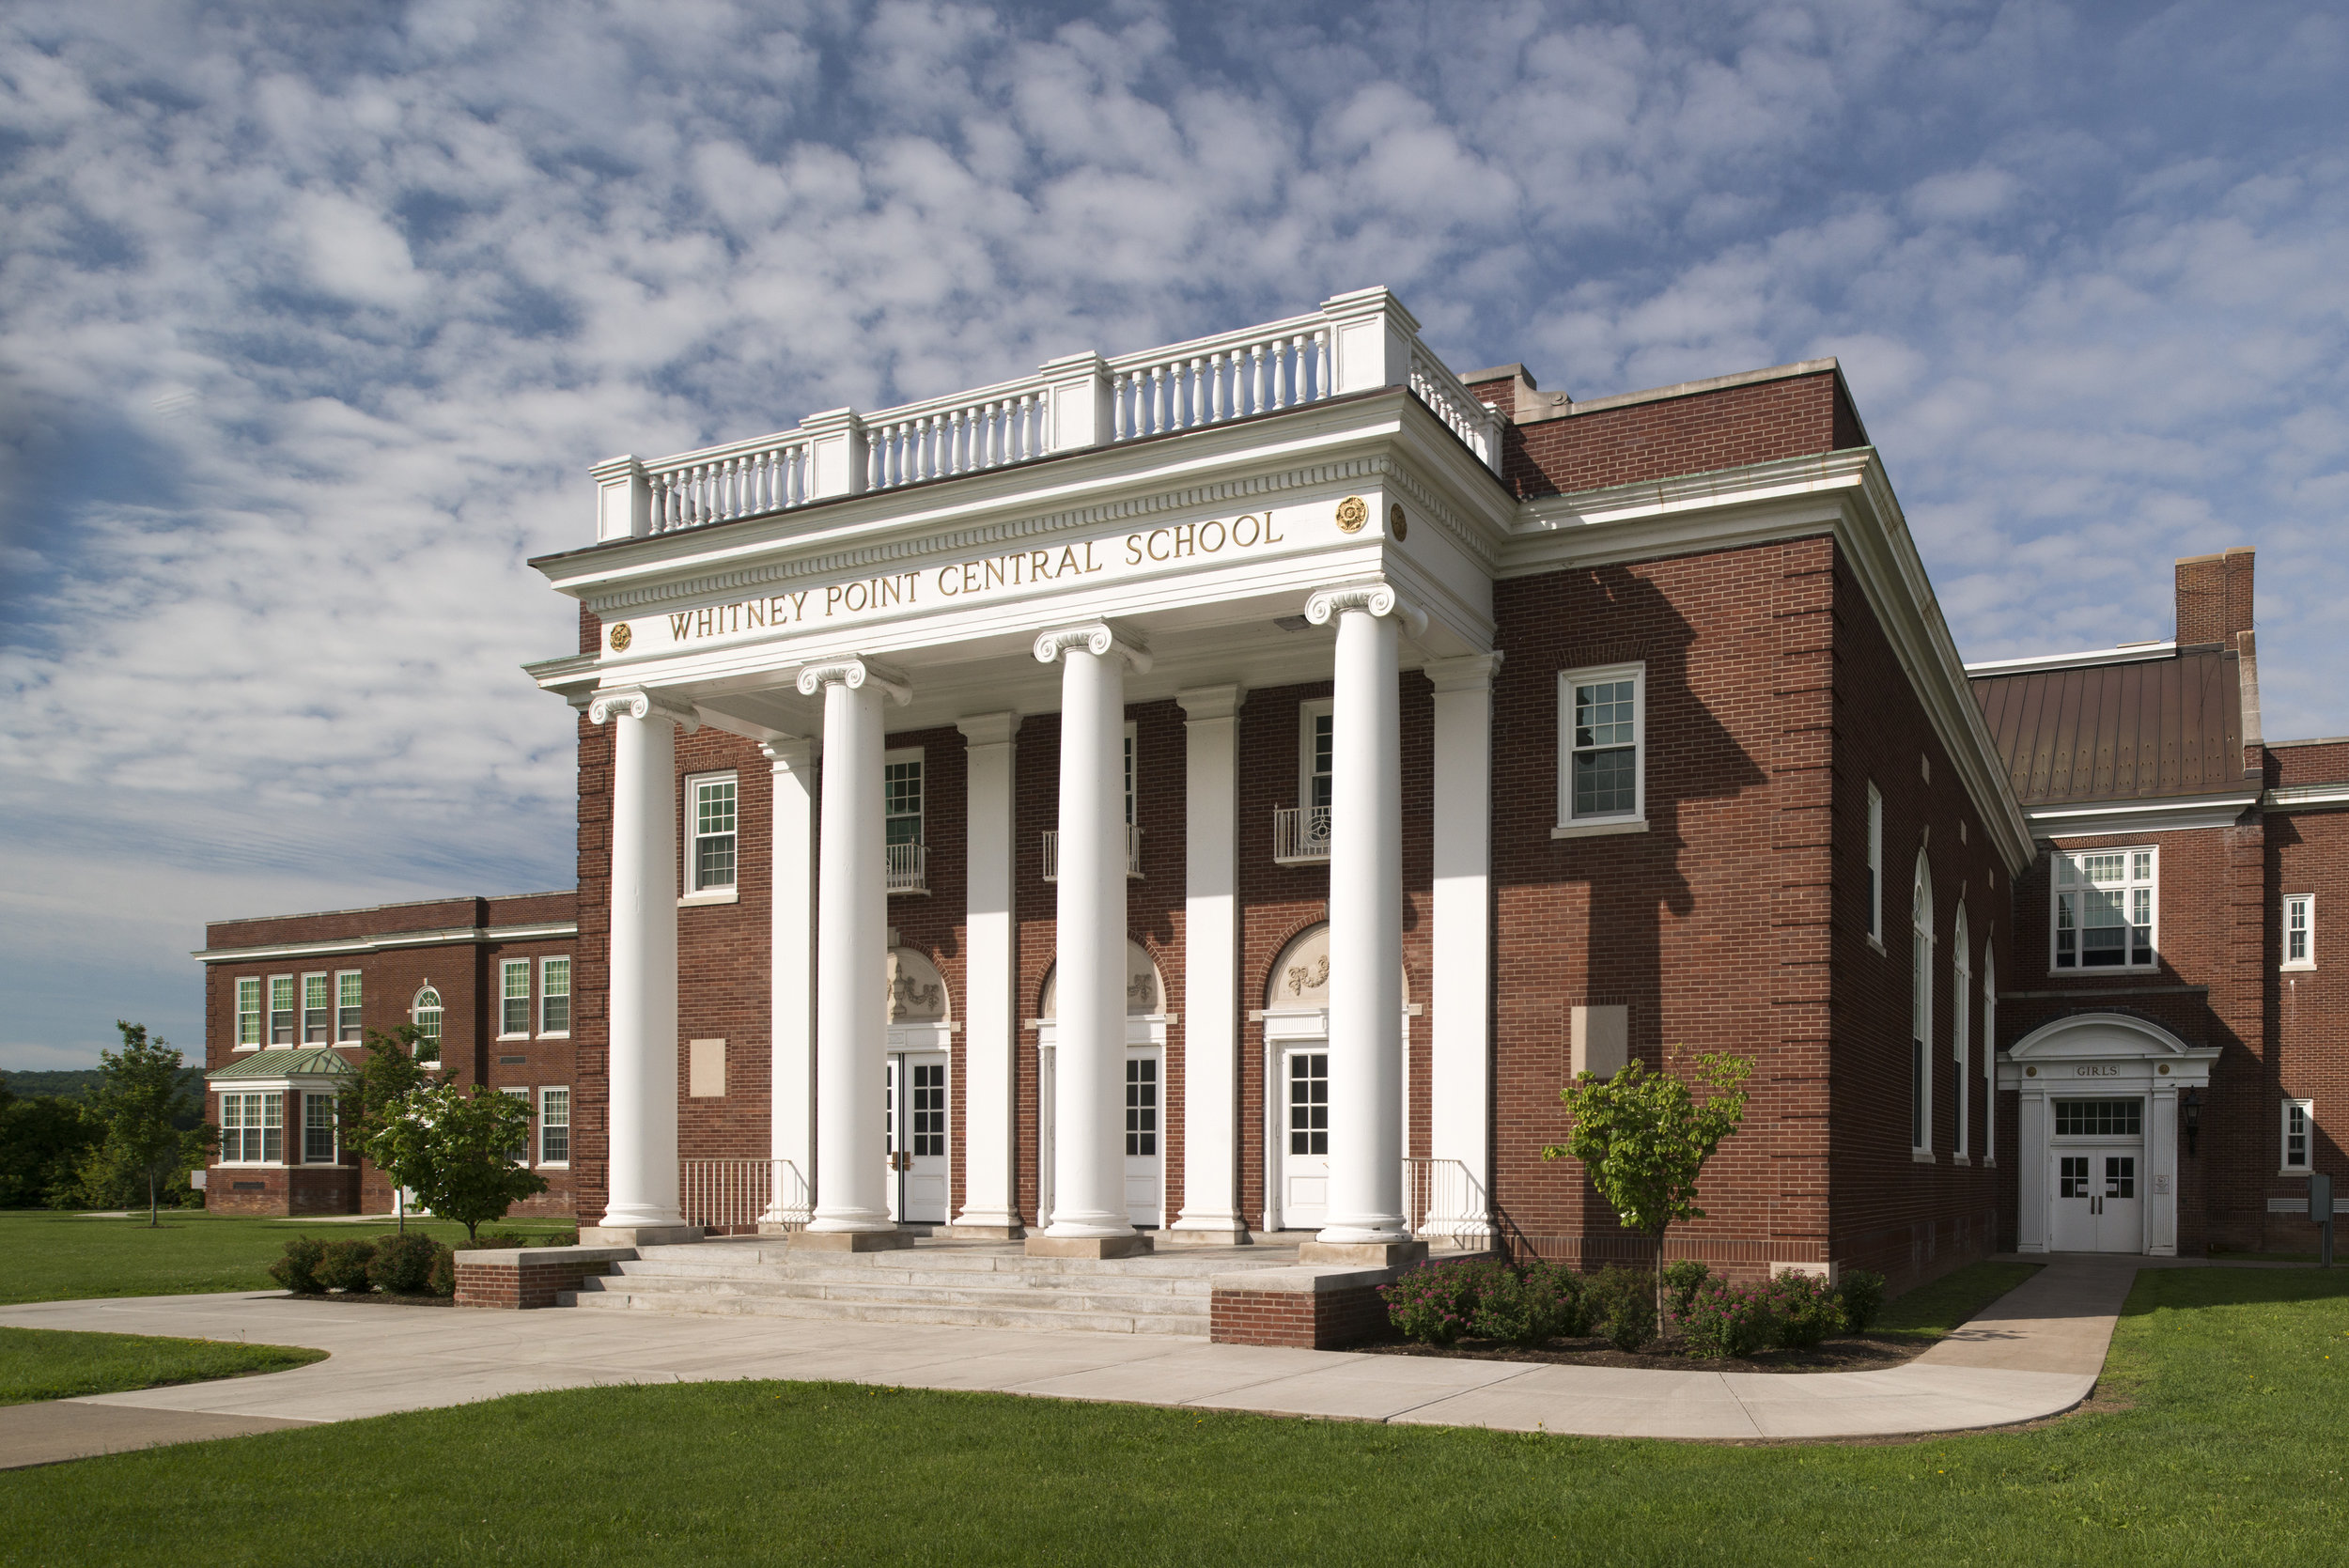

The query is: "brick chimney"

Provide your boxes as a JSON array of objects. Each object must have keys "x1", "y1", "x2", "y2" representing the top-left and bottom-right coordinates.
[{"x1": 2174, "y1": 547, "x2": 2254, "y2": 647}]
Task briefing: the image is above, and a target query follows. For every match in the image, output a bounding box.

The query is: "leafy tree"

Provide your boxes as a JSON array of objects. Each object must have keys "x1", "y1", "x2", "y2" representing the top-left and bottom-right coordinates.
[
  {"x1": 1543, "y1": 1049, "x2": 1751, "y2": 1335},
  {"x1": 73, "y1": 1022, "x2": 216, "y2": 1227},
  {"x1": 339, "y1": 1027, "x2": 431, "y2": 1231},
  {"x1": 365, "y1": 1080, "x2": 545, "y2": 1243},
  {"x1": 0, "y1": 1087, "x2": 101, "y2": 1208}
]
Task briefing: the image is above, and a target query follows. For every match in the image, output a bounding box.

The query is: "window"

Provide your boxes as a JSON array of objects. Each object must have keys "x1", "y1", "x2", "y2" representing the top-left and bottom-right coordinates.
[
  {"x1": 235, "y1": 978, "x2": 262, "y2": 1050},
  {"x1": 912, "y1": 1061, "x2": 946, "y2": 1157},
  {"x1": 1953, "y1": 907, "x2": 1971, "y2": 1160},
  {"x1": 884, "y1": 750, "x2": 924, "y2": 849},
  {"x1": 686, "y1": 773, "x2": 739, "y2": 895},
  {"x1": 1911, "y1": 854, "x2": 1934, "y2": 1155},
  {"x1": 501, "y1": 1087, "x2": 530, "y2": 1162},
  {"x1": 1125, "y1": 1057, "x2": 1157, "y2": 1157},
  {"x1": 1982, "y1": 948, "x2": 1998, "y2": 1165},
  {"x1": 302, "y1": 972, "x2": 330, "y2": 1044},
  {"x1": 2054, "y1": 1098, "x2": 2142, "y2": 1137},
  {"x1": 1558, "y1": 665, "x2": 1644, "y2": 830},
  {"x1": 2283, "y1": 894, "x2": 2314, "y2": 970},
  {"x1": 2283, "y1": 1100, "x2": 2312, "y2": 1171},
  {"x1": 220, "y1": 1093, "x2": 282, "y2": 1163},
  {"x1": 1300, "y1": 700, "x2": 1334, "y2": 816},
  {"x1": 540, "y1": 957, "x2": 571, "y2": 1035},
  {"x1": 1124, "y1": 722, "x2": 1139, "y2": 829},
  {"x1": 412, "y1": 986, "x2": 443, "y2": 1064},
  {"x1": 2052, "y1": 846, "x2": 2157, "y2": 970},
  {"x1": 500, "y1": 959, "x2": 532, "y2": 1037},
  {"x1": 303, "y1": 1094, "x2": 337, "y2": 1164},
  {"x1": 540, "y1": 1087, "x2": 570, "y2": 1165},
  {"x1": 1288, "y1": 1052, "x2": 1329, "y2": 1155},
  {"x1": 335, "y1": 971, "x2": 363, "y2": 1043},
  {"x1": 1866, "y1": 784, "x2": 1884, "y2": 943},
  {"x1": 269, "y1": 976, "x2": 296, "y2": 1046}
]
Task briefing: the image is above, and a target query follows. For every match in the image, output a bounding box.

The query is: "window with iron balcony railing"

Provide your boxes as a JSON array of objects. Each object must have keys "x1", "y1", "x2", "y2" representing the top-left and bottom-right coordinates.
[
  {"x1": 1040, "y1": 826, "x2": 1143, "y2": 881},
  {"x1": 1273, "y1": 806, "x2": 1331, "y2": 865}
]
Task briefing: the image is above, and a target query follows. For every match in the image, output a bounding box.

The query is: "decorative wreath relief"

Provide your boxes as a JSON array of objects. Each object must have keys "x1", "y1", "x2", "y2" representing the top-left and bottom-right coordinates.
[
  {"x1": 608, "y1": 622, "x2": 632, "y2": 651},
  {"x1": 1334, "y1": 495, "x2": 1367, "y2": 533},
  {"x1": 1390, "y1": 504, "x2": 1408, "y2": 540}
]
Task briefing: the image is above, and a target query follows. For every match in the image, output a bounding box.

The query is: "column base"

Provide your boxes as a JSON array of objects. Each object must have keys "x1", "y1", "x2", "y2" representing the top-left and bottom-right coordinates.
[
  {"x1": 943, "y1": 1223, "x2": 1027, "y2": 1241},
  {"x1": 1299, "y1": 1239, "x2": 1427, "y2": 1267},
  {"x1": 579, "y1": 1224, "x2": 705, "y2": 1248},
  {"x1": 794, "y1": 1229, "x2": 916, "y2": 1252},
  {"x1": 1160, "y1": 1225, "x2": 1253, "y2": 1248},
  {"x1": 1025, "y1": 1234, "x2": 1154, "y2": 1260}
]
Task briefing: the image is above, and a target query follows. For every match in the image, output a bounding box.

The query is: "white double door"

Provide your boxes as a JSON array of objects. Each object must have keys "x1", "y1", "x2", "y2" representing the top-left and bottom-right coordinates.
[
  {"x1": 1270, "y1": 1021, "x2": 1409, "y2": 1233},
  {"x1": 1036, "y1": 1042, "x2": 1164, "y2": 1229},
  {"x1": 2050, "y1": 1144, "x2": 2143, "y2": 1252},
  {"x1": 884, "y1": 1049, "x2": 949, "y2": 1224}
]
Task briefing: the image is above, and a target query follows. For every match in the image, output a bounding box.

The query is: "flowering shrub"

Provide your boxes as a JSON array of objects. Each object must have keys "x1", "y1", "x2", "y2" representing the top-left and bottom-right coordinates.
[
  {"x1": 1584, "y1": 1265, "x2": 1657, "y2": 1352},
  {"x1": 1470, "y1": 1260, "x2": 1587, "y2": 1345},
  {"x1": 1672, "y1": 1277, "x2": 1776, "y2": 1358},
  {"x1": 1764, "y1": 1273, "x2": 1847, "y2": 1348},
  {"x1": 1381, "y1": 1258, "x2": 1499, "y2": 1344},
  {"x1": 1839, "y1": 1267, "x2": 1887, "y2": 1333}
]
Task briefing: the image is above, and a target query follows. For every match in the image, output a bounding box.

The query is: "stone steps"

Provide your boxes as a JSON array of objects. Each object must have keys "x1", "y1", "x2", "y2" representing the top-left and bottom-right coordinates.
[{"x1": 593, "y1": 1265, "x2": 1209, "y2": 1312}]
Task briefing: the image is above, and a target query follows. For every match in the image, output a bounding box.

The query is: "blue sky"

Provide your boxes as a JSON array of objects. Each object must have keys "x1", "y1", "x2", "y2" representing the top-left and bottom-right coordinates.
[{"x1": 3, "y1": 0, "x2": 2344, "y2": 1068}]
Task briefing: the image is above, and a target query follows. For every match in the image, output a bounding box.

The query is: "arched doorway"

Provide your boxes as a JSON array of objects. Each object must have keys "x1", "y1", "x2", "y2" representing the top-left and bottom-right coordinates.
[
  {"x1": 885, "y1": 947, "x2": 953, "y2": 1224},
  {"x1": 1036, "y1": 941, "x2": 1169, "y2": 1228},
  {"x1": 1256, "y1": 922, "x2": 1412, "y2": 1234}
]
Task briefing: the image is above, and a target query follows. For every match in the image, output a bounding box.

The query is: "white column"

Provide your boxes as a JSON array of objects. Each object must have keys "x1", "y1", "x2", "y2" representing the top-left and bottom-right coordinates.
[
  {"x1": 1306, "y1": 583, "x2": 1420, "y2": 1250},
  {"x1": 588, "y1": 690, "x2": 687, "y2": 1238},
  {"x1": 1425, "y1": 654, "x2": 1499, "y2": 1245},
  {"x1": 1170, "y1": 684, "x2": 1248, "y2": 1243},
  {"x1": 1032, "y1": 622, "x2": 1150, "y2": 1252},
  {"x1": 798, "y1": 658, "x2": 910, "y2": 1238},
  {"x1": 760, "y1": 737, "x2": 816, "y2": 1230},
  {"x1": 953, "y1": 711, "x2": 1023, "y2": 1236},
  {"x1": 2147, "y1": 1082, "x2": 2179, "y2": 1256}
]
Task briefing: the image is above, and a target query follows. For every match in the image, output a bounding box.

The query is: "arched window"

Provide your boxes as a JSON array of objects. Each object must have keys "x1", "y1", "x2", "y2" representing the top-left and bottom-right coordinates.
[
  {"x1": 1911, "y1": 854, "x2": 1934, "y2": 1156},
  {"x1": 1952, "y1": 906, "x2": 1972, "y2": 1161},
  {"x1": 411, "y1": 986, "x2": 443, "y2": 1065},
  {"x1": 1981, "y1": 944, "x2": 1997, "y2": 1165}
]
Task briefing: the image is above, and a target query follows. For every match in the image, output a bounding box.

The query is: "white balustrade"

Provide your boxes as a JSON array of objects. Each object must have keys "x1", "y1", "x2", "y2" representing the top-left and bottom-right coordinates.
[
  {"x1": 885, "y1": 840, "x2": 927, "y2": 893},
  {"x1": 865, "y1": 384, "x2": 1048, "y2": 492},
  {"x1": 1106, "y1": 318, "x2": 1331, "y2": 441},
  {"x1": 681, "y1": 1157, "x2": 805, "y2": 1234},
  {"x1": 1272, "y1": 805, "x2": 1331, "y2": 864},
  {"x1": 1039, "y1": 824, "x2": 1143, "y2": 882},
  {"x1": 1401, "y1": 1156, "x2": 1485, "y2": 1243},
  {"x1": 1408, "y1": 346, "x2": 1504, "y2": 470},
  {"x1": 647, "y1": 435, "x2": 817, "y2": 534}
]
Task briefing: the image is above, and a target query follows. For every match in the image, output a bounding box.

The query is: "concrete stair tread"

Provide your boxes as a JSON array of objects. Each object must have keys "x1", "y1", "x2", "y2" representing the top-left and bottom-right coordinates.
[
  {"x1": 560, "y1": 1286, "x2": 1207, "y2": 1337},
  {"x1": 612, "y1": 1260, "x2": 1213, "y2": 1296},
  {"x1": 577, "y1": 1274, "x2": 1209, "y2": 1315}
]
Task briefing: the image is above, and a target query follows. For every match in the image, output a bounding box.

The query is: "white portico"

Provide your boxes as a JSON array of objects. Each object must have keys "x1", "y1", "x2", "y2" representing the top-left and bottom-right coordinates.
[{"x1": 532, "y1": 288, "x2": 1510, "y2": 1259}]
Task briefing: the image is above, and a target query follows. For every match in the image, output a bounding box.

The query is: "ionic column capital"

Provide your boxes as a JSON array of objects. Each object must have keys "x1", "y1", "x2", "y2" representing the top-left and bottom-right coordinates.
[
  {"x1": 1304, "y1": 580, "x2": 1428, "y2": 638},
  {"x1": 796, "y1": 657, "x2": 911, "y2": 705},
  {"x1": 588, "y1": 687, "x2": 699, "y2": 731},
  {"x1": 1032, "y1": 620, "x2": 1152, "y2": 674}
]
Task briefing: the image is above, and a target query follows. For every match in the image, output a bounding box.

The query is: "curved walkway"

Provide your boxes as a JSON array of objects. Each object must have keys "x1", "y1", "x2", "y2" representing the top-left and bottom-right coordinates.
[{"x1": 0, "y1": 1254, "x2": 2174, "y2": 1466}]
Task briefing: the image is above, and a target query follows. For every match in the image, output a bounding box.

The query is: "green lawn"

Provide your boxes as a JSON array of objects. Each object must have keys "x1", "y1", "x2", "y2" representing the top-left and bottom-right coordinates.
[
  {"x1": 0, "y1": 1327, "x2": 324, "y2": 1405},
  {"x1": 1874, "y1": 1260, "x2": 2043, "y2": 1338},
  {"x1": 0, "y1": 1210, "x2": 578, "y2": 1306},
  {"x1": 1, "y1": 1266, "x2": 2341, "y2": 1565}
]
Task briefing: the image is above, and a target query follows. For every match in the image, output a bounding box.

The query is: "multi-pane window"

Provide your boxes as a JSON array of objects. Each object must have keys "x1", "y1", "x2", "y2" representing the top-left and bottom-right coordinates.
[
  {"x1": 2283, "y1": 1100, "x2": 2312, "y2": 1170},
  {"x1": 540, "y1": 1087, "x2": 570, "y2": 1165},
  {"x1": 236, "y1": 978, "x2": 262, "y2": 1049},
  {"x1": 412, "y1": 986, "x2": 443, "y2": 1064},
  {"x1": 1560, "y1": 666, "x2": 1643, "y2": 825},
  {"x1": 302, "y1": 972, "x2": 331, "y2": 1044},
  {"x1": 303, "y1": 1094, "x2": 337, "y2": 1164},
  {"x1": 2059, "y1": 1154, "x2": 2091, "y2": 1199},
  {"x1": 2283, "y1": 894, "x2": 2314, "y2": 970},
  {"x1": 1911, "y1": 856, "x2": 1934, "y2": 1154},
  {"x1": 1982, "y1": 951, "x2": 1998, "y2": 1164},
  {"x1": 1306, "y1": 705, "x2": 1334, "y2": 815},
  {"x1": 500, "y1": 959, "x2": 532, "y2": 1036},
  {"x1": 336, "y1": 971, "x2": 363, "y2": 1042},
  {"x1": 1125, "y1": 1057, "x2": 1158, "y2": 1157},
  {"x1": 911, "y1": 1061, "x2": 946, "y2": 1157},
  {"x1": 1288, "y1": 1052, "x2": 1329, "y2": 1156},
  {"x1": 2052, "y1": 847, "x2": 2157, "y2": 970},
  {"x1": 1952, "y1": 908, "x2": 1971, "y2": 1160},
  {"x1": 501, "y1": 1087, "x2": 530, "y2": 1162},
  {"x1": 269, "y1": 976, "x2": 296, "y2": 1046},
  {"x1": 2054, "y1": 1098, "x2": 2142, "y2": 1138},
  {"x1": 884, "y1": 756, "x2": 924, "y2": 847},
  {"x1": 688, "y1": 774, "x2": 738, "y2": 893},
  {"x1": 220, "y1": 1093, "x2": 283, "y2": 1163},
  {"x1": 540, "y1": 957, "x2": 571, "y2": 1034},
  {"x1": 1124, "y1": 725, "x2": 1139, "y2": 827},
  {"x1": 1866, "y1": 784, "x2": 1884, "y2": 941}
]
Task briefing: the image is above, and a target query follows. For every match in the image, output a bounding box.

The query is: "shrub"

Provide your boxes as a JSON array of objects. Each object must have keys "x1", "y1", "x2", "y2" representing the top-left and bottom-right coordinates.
[
  {"x1": 315, "y1": 1238, "x2": 378, "y2": 1293},
  {"x1": 1522, "y1": 1261, "x2": 1590, "y2": 1338},
  {"x1": 367, "y1": 1231, "x2": 441, "y2": 1295},
  {"x1": 1675, "y1": 1278, "x2": 1776, "y2": 1358},
  {"x1": 1765, "y1": 1272, "x2": 1846, "y2": 1348},
  {"x1": 1839, "y1": 1267, "x2": 1888, "y2": 1333},
  {"x1": 268, "y1": 1237, "x2": 327, "y2": 1295},
  {"x1": 1470, "y1": 1261, "x2": 1586, "y2": 1346},
  {"x1": 1381, "y1": 1258, "x2": 1496, "y2": 1344},
  {"x1": 1585, "y1": 1265, "x2": 1657, "y2": 1353},
  {"x1": 427, "y1": 1243, "x2": 457, "y2": 1298},
  {"x1": 459, "y1": 1231, "x2": 539, "y2": 1251},
  {"x1": 1661, "y1": 1259, "x2": 1712, "y2": 1320}
]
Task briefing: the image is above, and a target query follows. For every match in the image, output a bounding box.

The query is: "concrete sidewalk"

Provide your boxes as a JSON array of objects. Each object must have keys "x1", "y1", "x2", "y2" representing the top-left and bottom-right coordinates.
[{"x1": 0, "y1": 1254, "x2": 2158, "y2": 1466}]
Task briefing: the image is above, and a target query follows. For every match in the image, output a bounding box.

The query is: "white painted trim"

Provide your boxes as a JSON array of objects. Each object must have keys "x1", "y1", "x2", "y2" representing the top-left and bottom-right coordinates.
[
  {"x1": 2048, "y1": 844, "x2": 2160, "y2": 975},
  {"x1": 2282, "y1": 1098, "x2": 2314, "y2": 1172},
  {"x1": 2266, "y1": 784, "x2": 2349, "y2": 813},
  {"x1": 1557, "y1": 662, "x2": 1644, "y2": 833},
  {"x1": 1428, "y1": 653, "x2": 1496, "y2": 1242},
  {"x1": 194, "y1": 922, "x2": 579, "y2": 964},
  {"x1": 953, "y1": 714, "x2": 1021, "y2": 1233},
  {"x1": 683, "y1": 768, "x2": 741, "y2": 898},
  {"x1": 2030, "y1": 795, "x2": 2256, "y2": 837},
  {"x1": 1962, "y1": 643, "x2": 2176, "y2": 675},
  {"x1": 1172, "y1": 686, "x2": 1246, "y2": 1238},
  {"x1": 2282, "y1": 893, "x2": 2316, "y2": 971},
  {"x1": 1550, "y1": 818, "x2": 1650, "y2": 840}
]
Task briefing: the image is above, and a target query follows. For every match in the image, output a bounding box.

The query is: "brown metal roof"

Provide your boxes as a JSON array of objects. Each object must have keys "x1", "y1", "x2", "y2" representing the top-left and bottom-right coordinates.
[{"x1": 1968, "y1": 649, "x2": 2244, "y2": 806}]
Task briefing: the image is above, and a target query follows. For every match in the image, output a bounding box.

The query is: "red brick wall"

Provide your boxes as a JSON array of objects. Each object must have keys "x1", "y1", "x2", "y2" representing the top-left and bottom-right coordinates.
[
  {"x1": 1209, "y1": 1281, "x2": 1392, "y2": 1348},
  {"x1": 1498, "y1": 371, "x2": 1864, "y2": 502}
]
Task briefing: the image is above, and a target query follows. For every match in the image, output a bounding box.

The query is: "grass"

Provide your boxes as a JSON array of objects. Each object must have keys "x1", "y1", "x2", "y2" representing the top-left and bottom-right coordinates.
[
  {"x1": 0, "y1": 1210, "x2": 579, "y2": 1307},
  {"x1": 1873, "y1": 1260, "x2": 2044, "y2": 1338},
  {"x1": 0, "y1": 1266, "x2": 2341, "y2": 1565},
  {"x1": 0, "y1": 1327, "x2": 324, "y2": 1406}
]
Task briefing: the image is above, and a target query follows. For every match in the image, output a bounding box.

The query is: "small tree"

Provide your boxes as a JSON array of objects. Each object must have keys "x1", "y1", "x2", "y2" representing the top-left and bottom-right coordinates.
[
  {"x1": 365, "y1": 1080, "x2": 546, "y2": 1243},
  {"x1": 339, "y1": 1028, "x2": 429, "y2": 1232},
  {"x1": 76, "y1": 1022, "x2": 215, "y2": 1227},
  {"x1": 1543, "y1": 1049, "x2": 1751, "y2": 1334}
]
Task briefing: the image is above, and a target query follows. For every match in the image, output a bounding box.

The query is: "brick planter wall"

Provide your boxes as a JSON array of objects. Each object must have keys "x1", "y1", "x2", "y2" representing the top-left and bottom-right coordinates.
[
  {"x1": 1208, "y1": 1264, "x2": 1408, "y2": 1349},
  {"x1": 453, "y1": 1245, "x2": 635, "y2": 1310}
]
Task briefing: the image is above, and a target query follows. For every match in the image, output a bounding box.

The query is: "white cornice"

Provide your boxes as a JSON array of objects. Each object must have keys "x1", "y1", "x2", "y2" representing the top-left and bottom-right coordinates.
[
  {"x1": 2029, "y1": 794, "x2": 2259, "y2": 838},
  {"x1": 194, "y1": 922, "x2": 579, "y2": 965},
  {"x1": 2265, "y1": 784, "x2": 2349, "y2": 813},
  {"x1": 1963, "y1": 643, "x2": 2177, "y2": 676}
]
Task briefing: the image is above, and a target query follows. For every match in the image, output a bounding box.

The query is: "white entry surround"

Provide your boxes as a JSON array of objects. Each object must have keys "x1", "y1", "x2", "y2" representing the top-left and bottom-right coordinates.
[{"x1": 1999, "y1": 1013, "x2": 2219, "y2": 1256}]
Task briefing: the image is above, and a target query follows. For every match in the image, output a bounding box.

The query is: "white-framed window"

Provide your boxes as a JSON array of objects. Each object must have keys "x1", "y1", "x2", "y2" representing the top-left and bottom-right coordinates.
[
  {"x1": 1299, "y1": 699, "x2": 1333, "y2": 818},
  {"x1": 885, "y1": 748, "x2": 924, "y2": 848},
  {"x1": 1912, "y1": 852, "x2": 1934, "y2": 1157},
  {"x1": 269, "y1": 975, "x2": 296, "y2": 1047},
  {"x1": 1123, "y1": 721, "x2": 1140, "y2": 829},
  {"x1": 501, "y1": 1086, "x2": 530, "y2": 1163},
  {"x1": 301, "y1": 971, "x2": 331, "y2": 1045},
  {"x1": 235, "y1": 977, "x2": 262, "y2": 1051},
  {"x1": 2282, "y1": 894, "x2": 2314, "y2": 970},
  {"x1": 2283, "y1": 1099, "x2": 2312, "y2": 1172},
  {"x1": 303, "y1": 1093, "x2": 337, "y2": 1164},
  {"x1": 1952, "y1": 906, "x2": 1971, "y2": 1161},
  {"x1": 1866, "y1": 784, "x2": 1884, "y2": 945},
  {"x1": 335, "y1": 970, "x2": 363, "y2": 1043},
  {"x1": 499, "y1": 959, "x2": 532, "y2": 1038},
  {"x1": 540, "y1": 957, "x2": 571, "y2": 1036},
  {"x1": 685, "y1": 771, "x2": 739, "y2": 897},
  {"x1": 412, "y1": 986, "x2": 443, "y2": 1065},
  {"x1": 219, "y1": 1092, "x2": 282, "y2": 1163},
  {"x1": 1557, "y1": 664, "x2": 1645, "y2": 831},
  {"x1": 2052, "y1": 846, "x2": 2157, "y2": 970},
  {"x1": 539, "y1": 1086, "x2": 570, "y2": 1166},
  {"x1": 1982, "y1": 945, "x2": 1998, "y2": 1166}
]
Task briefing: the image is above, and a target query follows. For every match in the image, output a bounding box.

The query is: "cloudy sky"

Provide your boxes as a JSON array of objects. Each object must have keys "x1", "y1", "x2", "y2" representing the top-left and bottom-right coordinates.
[{"x1": 3, "y1": 0, "x2": 2343, "y2": 1068}]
